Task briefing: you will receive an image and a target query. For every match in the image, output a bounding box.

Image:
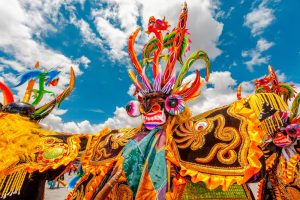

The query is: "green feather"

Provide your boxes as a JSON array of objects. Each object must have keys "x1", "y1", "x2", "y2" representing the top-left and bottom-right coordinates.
[
  {"x1": 178, "y1": 36, "x2": 189, "y2": 65},
  {"x1": 279, "y1": 83, "x2": 295, "y2": 100},
  {"x1": 291, "y1": 92, "x2": 300, "y2": 119},
  {"x1": 142, "y1": 31, "x2": 176, "y2": 61},
  {"x1": 174, "y1": 50, "x2": 210, "y2": 89},
  {"x1": 256, "y1": 87, "x2": 268, "y2": 93}
]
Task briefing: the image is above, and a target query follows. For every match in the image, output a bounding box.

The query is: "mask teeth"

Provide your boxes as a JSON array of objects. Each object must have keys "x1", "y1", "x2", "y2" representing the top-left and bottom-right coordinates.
[
  {"x1": 153, "y1": 72, "x2": 162, "y2": 91},
  {"x1": 161, "y1": 74, "x2": 176, "y2": 94}
]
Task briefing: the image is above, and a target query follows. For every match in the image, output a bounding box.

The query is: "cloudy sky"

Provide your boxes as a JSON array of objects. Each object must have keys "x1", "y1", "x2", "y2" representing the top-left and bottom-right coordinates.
[{"x1": 0, "y1": 0, "x2": 299, "y2": 133}]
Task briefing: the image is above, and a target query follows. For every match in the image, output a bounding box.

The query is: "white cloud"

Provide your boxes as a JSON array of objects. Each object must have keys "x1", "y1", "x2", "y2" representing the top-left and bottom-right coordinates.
[
  {"x1": 127, "y1": 84, "x2": 136, "y2": 96},
  {"x1": 244, "y1": 0, "x2": 275, "y2": 36},
  {"x1": 88, "y1": 108, "x2": 104, "y2": 113},
  {"x1": 76, "y1": 56, "x2": 91, "y2": 68},
  {"x1": 42, "y1": 107, "x2": 141, "y2": 134},
  {"x1": 0, "y1": 0, "x2": 93, "y2": 108},
  {"x1": 90, "y1": 0, "x2": 223, "y2": 62},
  {"x1": 242, "y1": 38, "x2": 274, "y2": 71},
  {"x1": 229, "y1": 61, "x2": 237, "y2": 68},
  {"x1": 100, "y1": 107, "x2": 141, "y2": 129},
  {"x1": 216, "y1": 6, "x2": 235, "y2": 19},
  {"x1": 92, "y1": 14, "x2": 128, "y2": 60},
  {"x1": 0, "y1": 0, "x2": 84, "y2": 73},
  {"x1": 70, "y1": 17, "x2": 104, "y2": 50},
  {"x1": 257, "y1": 38, "x2": 274, "y2": 51}
]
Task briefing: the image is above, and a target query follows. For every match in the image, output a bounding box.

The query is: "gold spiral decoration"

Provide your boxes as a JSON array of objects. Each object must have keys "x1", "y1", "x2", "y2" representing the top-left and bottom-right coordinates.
[{"x1": 195, "y1": 126, "x2": 241, "y2": 165}]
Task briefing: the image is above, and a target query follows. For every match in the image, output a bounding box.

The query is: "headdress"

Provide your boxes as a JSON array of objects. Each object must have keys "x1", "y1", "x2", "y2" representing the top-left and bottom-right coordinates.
[
  {"x1": 0, "y1": 62, "x2": 75, "y2": 120},
  {"x1": 127, "y1": 2, "x2": 210, "y2": 107}
]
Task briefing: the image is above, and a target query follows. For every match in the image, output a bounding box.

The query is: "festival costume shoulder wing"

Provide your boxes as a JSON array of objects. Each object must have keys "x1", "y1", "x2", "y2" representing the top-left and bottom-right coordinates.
[
  {"x1": 0, "y1": 118, "x2": 83, "y2": 175},
  {"x1": 167, "y1": 93, "x2": 289, "y2": 191},
  {"x1": 67, "y1": 127, "x2": 138, "y2": 199}
]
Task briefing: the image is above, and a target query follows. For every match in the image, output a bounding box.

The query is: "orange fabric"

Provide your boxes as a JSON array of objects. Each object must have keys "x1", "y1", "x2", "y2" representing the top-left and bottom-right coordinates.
[{"x1": 135, "y1": 169, "x2": 157, "y2": 199}]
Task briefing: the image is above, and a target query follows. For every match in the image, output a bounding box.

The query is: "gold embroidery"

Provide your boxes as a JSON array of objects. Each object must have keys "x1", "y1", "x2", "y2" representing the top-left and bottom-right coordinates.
[
  {"x1": 173, "y1": 99, "x2": 264, "y2": 183},
  {"x1": 91, "y1": 128, "x2": 138, "y2": 163},
  {"x1": 278, "y1": 154, "x2": 300, "y2": 185},
  {"x1": 175, "y1": 113, "x2": 242, "y2": 165},
  {"x1": 174, "y1": 118, "x2": 213, "y2": 150},
  {"x1": 111, "y1": 128, "x2": 137, "y2": 149}
]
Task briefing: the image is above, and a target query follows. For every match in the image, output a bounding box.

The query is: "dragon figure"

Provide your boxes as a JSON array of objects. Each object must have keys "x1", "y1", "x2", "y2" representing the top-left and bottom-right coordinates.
[{"x1": 0, "y1": 64, "x2": 88, "y2": 200}]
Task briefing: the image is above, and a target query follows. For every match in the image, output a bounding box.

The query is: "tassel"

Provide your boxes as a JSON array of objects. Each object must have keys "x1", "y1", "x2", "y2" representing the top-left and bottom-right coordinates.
[
  {"x1": 249, "y1": 93, "x2": 290, "y2": 135},
  {"x1": 0, "y1": 170, "x2": 27, "y2": 198}
]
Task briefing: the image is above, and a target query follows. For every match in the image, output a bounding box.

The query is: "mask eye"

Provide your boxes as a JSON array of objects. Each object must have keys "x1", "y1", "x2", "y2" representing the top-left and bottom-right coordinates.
[
  {"x1": 164, "y1": 95, "x2": 185, "y2": 115},
  {"x1": 126, "y1": 101, "x2": 141, "y2": 117}
]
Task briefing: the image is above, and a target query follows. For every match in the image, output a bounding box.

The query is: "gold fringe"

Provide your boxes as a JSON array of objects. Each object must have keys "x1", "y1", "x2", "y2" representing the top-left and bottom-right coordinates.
[
  {"x1": 0, "y1": 170, "x2": 27, "y2": 198},
  {"x1": 249, "y1": 93, "x2": 290, "y2": 135}
]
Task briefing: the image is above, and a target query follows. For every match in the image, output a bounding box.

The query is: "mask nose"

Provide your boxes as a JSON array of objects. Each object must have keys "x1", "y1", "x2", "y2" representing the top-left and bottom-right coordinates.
[
  {"x1": 151, "y1": 103, "x2": 161, "y2": 112},
  {"x1": 141, "y1": 103, "x2": 161, "y2": 113}
]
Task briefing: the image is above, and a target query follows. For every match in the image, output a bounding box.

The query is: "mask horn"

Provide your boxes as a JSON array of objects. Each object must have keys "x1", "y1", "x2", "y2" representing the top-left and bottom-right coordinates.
[{"x1": 0, "y1": 82, "x2": 14, "y2": 105}]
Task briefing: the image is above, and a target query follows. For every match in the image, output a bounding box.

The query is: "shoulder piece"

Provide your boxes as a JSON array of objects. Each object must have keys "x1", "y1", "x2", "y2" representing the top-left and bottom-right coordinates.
[
  {"x1": 0, "y1": 113, "x2": 82, "y2": 176},
  {"x1": 82, "y1": 127, "x2": 139, "y2": 174},
  {"x1": 67, "y1": 127, "x2": 138, "y2": 200},
  {"x1": 168, "y1": 98, "x2": 265, "y2": 190}
]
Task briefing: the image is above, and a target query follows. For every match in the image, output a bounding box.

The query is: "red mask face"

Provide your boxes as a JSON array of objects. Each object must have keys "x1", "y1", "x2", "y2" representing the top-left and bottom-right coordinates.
[{"x1": 140, "y1": 94, "x2": 166, "y2": 130}]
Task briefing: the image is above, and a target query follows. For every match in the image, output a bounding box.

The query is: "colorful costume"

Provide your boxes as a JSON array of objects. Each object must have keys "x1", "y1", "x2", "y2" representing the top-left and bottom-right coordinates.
[
  {"x1": 246, "y1": 66, "x2": 300, "y2": 199},
  {"x1": 0, "y1": 64, "x2": 86, "y2": 200},
  {"x1": 1, "y1": 3, "x2": 299, "y2": 200},
  {"x1": 67, "y1": 3, "x2": 293, "y2": 200}
]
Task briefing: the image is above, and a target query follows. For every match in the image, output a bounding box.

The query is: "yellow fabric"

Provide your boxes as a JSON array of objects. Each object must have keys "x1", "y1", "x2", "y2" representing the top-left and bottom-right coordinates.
[
  {"x1": 279, "y1": 154, "x2": 300, "y2": 185},
  {"x1": 166, "y1": 176, "x2": 188, "y2": 200},
  {"x1": 231, "y1": 98, "x2": 264, "y2": 183},
  {"x1": 0, "y1": 113, "x2": 81, "y2": 176}
]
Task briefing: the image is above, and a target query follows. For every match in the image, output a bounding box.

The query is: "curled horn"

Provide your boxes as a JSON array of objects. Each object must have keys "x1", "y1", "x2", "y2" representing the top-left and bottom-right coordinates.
[
  {"x1": 0, "y1": 82, "x2": 14, "y2": 106},
  {"x1": 236, "y1": 84, "x2": 242, "y2": 100},
  {"x1": 128, "y1": 28, "x2": 143, "y2": 77}
]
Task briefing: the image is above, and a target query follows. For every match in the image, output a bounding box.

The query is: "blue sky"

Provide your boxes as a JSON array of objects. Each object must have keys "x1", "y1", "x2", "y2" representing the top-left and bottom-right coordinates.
[{"x1": 0, "y1": 0, "x2": 299, "y2": 133}]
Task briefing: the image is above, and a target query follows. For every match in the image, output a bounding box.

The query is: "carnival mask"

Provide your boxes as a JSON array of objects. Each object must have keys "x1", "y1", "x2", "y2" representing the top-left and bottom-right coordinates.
[{"x1": 126, "y1": 93, "x2": 185, "y2": 130}]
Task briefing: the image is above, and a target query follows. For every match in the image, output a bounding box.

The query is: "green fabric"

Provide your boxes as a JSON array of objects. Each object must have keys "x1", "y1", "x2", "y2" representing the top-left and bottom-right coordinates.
[
  {"x1": 147, "y1": 148, "x2": 167, "y2": 190},
  {"x1": 122, "y1": 128, "x2": 167, "y2": 197},
  {"x1": 182, "y1": 182, "x2": 249, "y2": 200}
]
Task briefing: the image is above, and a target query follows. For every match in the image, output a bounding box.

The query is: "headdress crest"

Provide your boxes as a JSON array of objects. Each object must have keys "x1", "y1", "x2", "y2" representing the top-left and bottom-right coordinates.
[
  {"x1": 0, "y1": 62, "x2": 75, "y2": 120},
  {"x1": 128, "y1": 2, "x2": 210, "y2": 102}
]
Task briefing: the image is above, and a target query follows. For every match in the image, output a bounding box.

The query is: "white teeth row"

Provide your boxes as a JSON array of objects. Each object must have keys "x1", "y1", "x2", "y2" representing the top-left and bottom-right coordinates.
[
  {"x1": 144, "y1": 110, "x2": 165, "y2": 122},
  {"x1": 146, "y1": 115, "x2": 162, "y2": 121}
]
